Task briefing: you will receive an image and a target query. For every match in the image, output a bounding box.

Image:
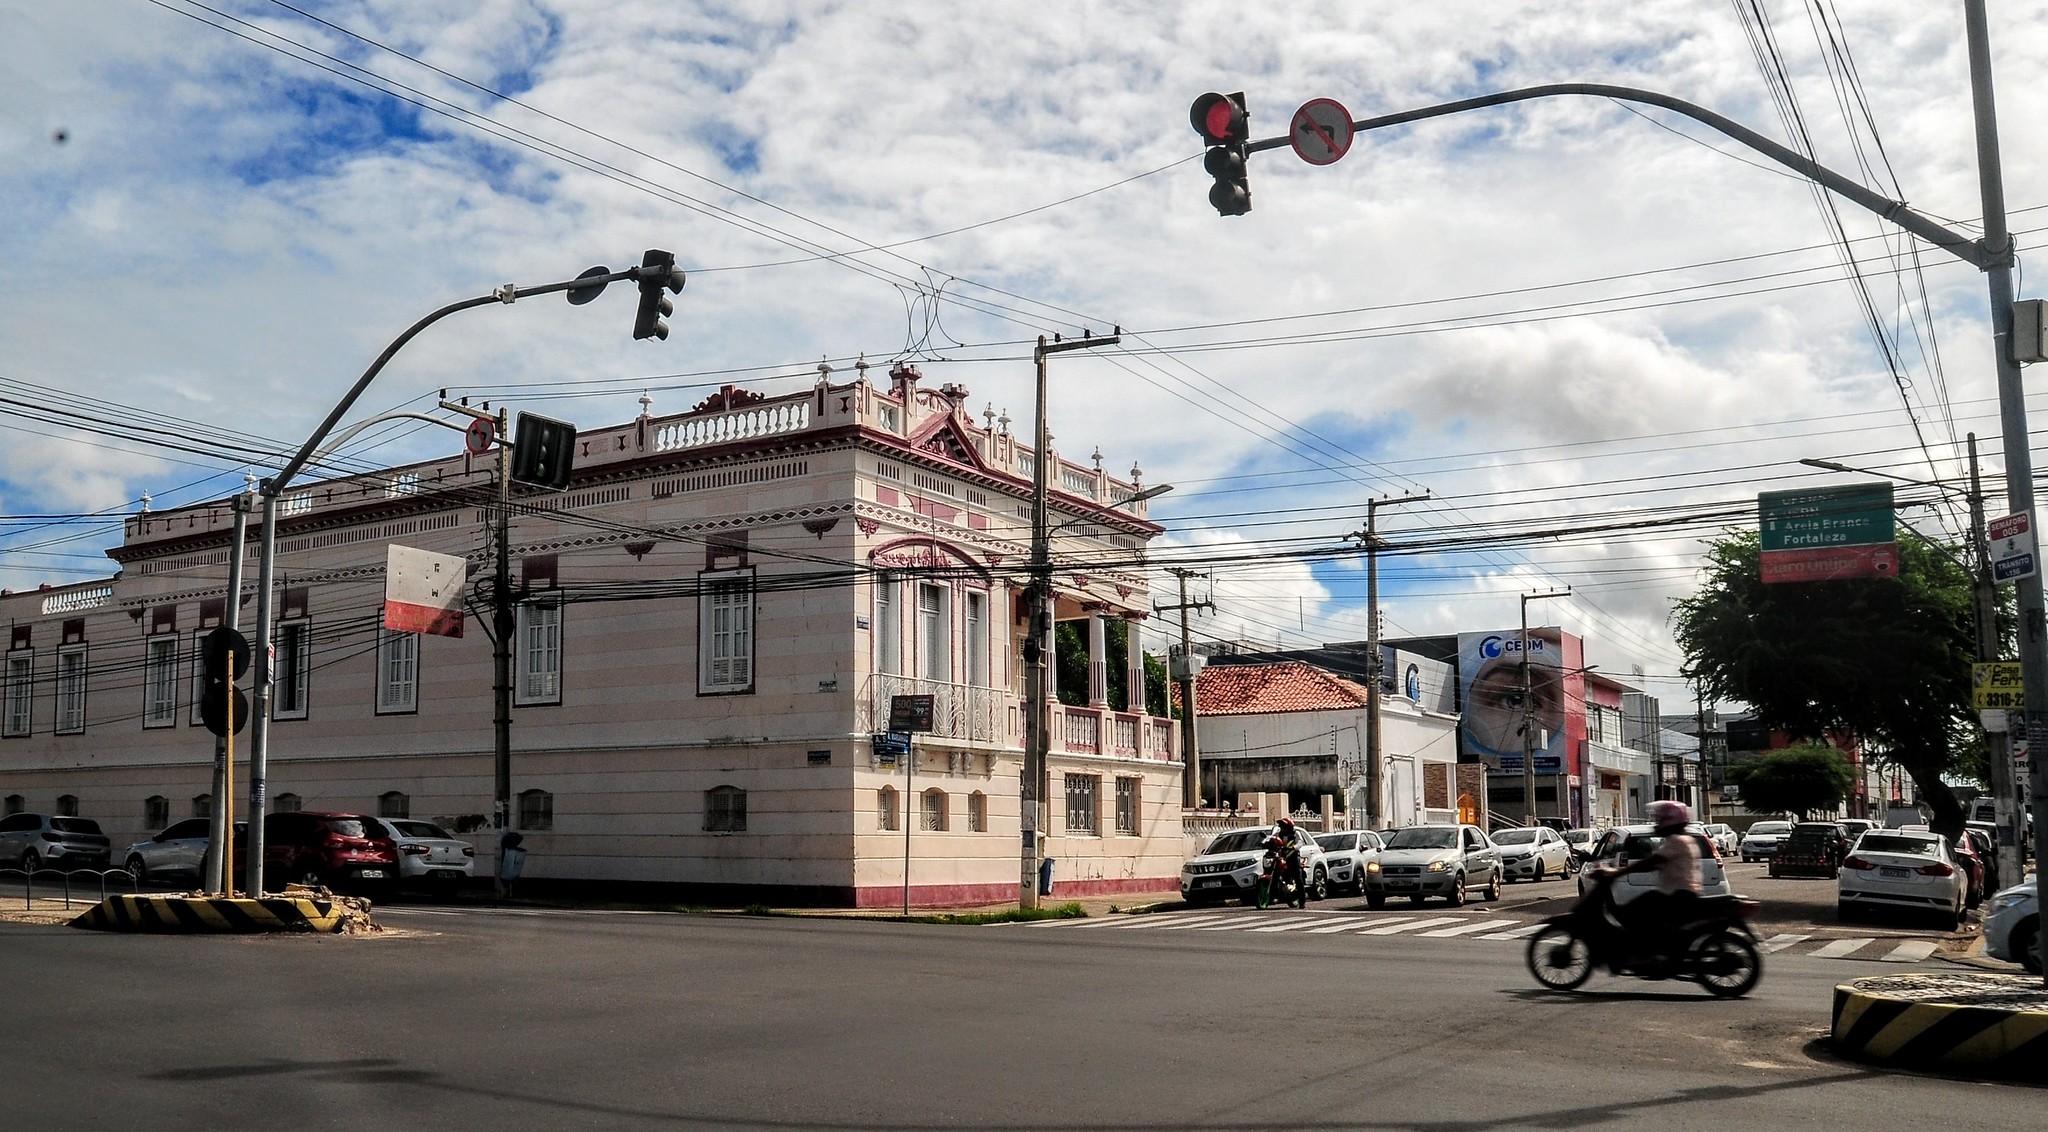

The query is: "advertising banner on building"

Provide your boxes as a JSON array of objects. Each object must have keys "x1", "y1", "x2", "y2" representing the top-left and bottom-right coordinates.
[
  {"x1": 1458, "y1": 629, "x2": 1566, "y2": 769},
  {"x1": 384, "y1": 544, "x2": 467, "y2": 638}
]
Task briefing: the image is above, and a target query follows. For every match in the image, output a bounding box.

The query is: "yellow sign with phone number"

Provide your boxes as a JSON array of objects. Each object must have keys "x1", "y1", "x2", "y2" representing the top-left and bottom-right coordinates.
[{"x1": 1972, "y1": 661, "x2": 2024, "y2": 708}]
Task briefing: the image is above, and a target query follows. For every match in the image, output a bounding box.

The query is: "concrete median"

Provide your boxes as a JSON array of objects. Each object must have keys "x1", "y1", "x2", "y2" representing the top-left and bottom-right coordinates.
[
  {"x1": 1831, "y1": 971, "x2": 2048, "y2": 1083},
  {"x1": 68, "y1": 891, "x2": 367, "y2": 934}
]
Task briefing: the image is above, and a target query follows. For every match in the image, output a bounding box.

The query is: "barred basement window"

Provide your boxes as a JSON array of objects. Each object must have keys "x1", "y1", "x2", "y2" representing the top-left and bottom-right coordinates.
[
  {"x1": 920, "y1": 788, "x2": 947, "y2": 832},
  {"x1": 1064, "y1": 774, "x2": 1099, "y2": 835},
  {"x1": 272, "y1": 793, "x2": 302, "y2": 814},
  {"x1": 4, "y1": 794, "x2": 23, "y2": 816},
  {"x1": 878, "y1": 785, "x2": 900, "y2": 831},
  {"x1": 55, "y1": 794, "x2": 78, "y2": 817},
  {"x1": 704, "y1": 785, "x2": 747, "y2": 832},
  {"x1": 191, "y1": 793, "x2": 212, "y2": 819},
  {"x1": 144, "y1": 795, "x2": 168, "y2": 830},
  {"x1": 379, "y1": 791, "x2": 409, "y2": 819},
  {"x1": 518, "y1": 789, "x2": 553, "y2": 831},
  {"x1": 967, "y1": 791, "x2": 988, "y2": 833},
  {"x1": 1115, "y1": 776, "x2": 1140, "y2": 836}
]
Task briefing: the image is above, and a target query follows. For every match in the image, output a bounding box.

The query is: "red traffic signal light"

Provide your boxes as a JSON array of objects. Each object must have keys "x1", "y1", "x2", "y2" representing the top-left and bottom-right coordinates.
[{"x1": 1190, "y1": 91, "x2": 1248, "y2": 145}]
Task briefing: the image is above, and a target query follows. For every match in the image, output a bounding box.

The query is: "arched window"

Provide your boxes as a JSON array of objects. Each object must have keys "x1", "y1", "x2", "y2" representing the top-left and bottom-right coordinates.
[
  {"x1": 378, "y1": 791, "x2": 409, "y2": 819},
  {"x1": 967, "y1": 791, "x2": 989, "y2": 833},
  {"x1": 272, "y1": 793, "x2": 302, "y2": 813},
  {"x1": 878, "y1": 785, "x2": 899, "y2": 831},
  {"x1": 920, "y1": 788, "x2": 948, "y2": 832},
  {"x1": 704, "y1": 785, "x2": 747, "y2": 832},
  {"x1": 144, "y1": 795, "x2": 168, "y2": 829},
  {"x1": 518, "y1": 789, "x2": 553, "y2": 831},
  {"x1": 191, "y1": 793, "x2": 212, "y2": 819},
  {"x1": 55, "y1": 794, "x2": 78, "y2": 817}
]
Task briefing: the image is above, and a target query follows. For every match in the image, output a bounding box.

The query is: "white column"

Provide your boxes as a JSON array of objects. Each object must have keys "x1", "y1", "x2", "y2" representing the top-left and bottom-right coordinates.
[
  {"x1": 1087, "y1": 612, "x2": 1108, "y2": 708},
  {"x1": 1124, "y1": 617, "x2": 1146, "y2": 713}
]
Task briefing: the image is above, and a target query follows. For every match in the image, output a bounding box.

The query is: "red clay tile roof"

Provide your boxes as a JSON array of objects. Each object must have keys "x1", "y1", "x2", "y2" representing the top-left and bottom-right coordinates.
[{"x1": 1189, "y1": 661, "x2": 1376, "y2": 716}]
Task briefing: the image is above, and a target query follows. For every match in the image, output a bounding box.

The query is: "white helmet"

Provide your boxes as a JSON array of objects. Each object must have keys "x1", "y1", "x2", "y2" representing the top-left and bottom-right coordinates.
[{"x1": 1647, "y1": 800, "x2": 1689, "y2": 828}]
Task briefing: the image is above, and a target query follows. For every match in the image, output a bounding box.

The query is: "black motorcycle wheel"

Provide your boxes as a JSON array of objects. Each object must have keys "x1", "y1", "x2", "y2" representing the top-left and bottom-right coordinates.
[
  {"x1": 1690, "y1": 931, "x2": 1763, "y2": 999},
  {"x1": 1525, "y1": 925, "x2": 1593, "y2": 991}
]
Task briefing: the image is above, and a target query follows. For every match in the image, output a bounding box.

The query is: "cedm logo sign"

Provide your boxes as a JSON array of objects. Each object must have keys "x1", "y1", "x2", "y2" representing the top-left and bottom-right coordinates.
[{"x1": 1479, "y1": 635, "x2": 1546, "y2": 660}]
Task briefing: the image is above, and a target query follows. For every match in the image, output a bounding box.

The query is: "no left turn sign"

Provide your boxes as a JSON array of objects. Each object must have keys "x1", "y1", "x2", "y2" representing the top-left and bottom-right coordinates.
[{"x1": 1289, "y1": 98, "x2": 1354, "y2": 166}]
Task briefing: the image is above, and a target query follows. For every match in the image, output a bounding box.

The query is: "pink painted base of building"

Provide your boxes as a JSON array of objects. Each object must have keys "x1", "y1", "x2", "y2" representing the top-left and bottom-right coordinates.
[{"x1": 853, "y1": 877, "x2": 1180, "y2": 909}]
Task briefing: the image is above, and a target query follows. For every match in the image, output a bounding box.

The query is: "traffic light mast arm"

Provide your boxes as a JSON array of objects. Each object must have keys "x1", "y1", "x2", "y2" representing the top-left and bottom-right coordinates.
[{"x1": 1241, "y1": 82, "x2": 1989, "y2": 269}]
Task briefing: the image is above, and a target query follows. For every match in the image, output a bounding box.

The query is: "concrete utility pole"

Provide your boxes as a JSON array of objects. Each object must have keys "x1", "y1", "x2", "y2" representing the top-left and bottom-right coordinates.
[
  {"x1": 1694, "y1": 689, "x2": 1713, "y2": 824},
  {"x1": 1158, "y1": 568, "x2": 1213, "y2": 809},
  {"x1": 1967, "y1": 435, "x2": 2020, "y2": 892},
  {"x1": 1022, "y1": 331, "x2": 1118, "y2": 911},
  {"x1": 202, "y1": 492, "x2": 250, "y2": 895},
  {"x1": 492, "y1": 406, "x2": 514, "y2": 836},
  {"x1": 1519, "y1": 589, "x2": 1569, "y2": 827},
  {"x1": 1360, "y1": 492, "x2": 1430, "y2": 830}
]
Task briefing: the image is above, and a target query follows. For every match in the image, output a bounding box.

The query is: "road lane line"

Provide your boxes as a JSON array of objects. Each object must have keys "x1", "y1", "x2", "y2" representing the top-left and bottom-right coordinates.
[
  {"x1": 1476, "y1": 924, "x2": 1545, "y2": 940},
  {"x1": 1880, "y1": 940, "x2": 1939, "y2": 963},
  {"x1": 1808, "y1": 937, "x2": 1877, "y2": 959},
  {"x1": 1417, "y1": 918, "x2": 1518, "y2": 938},
  {"x1": 1356, "y1": 916, "x2": 1463, "y2": 935},
  {"x1": 1757, "y1": 933, "x2": 1812, "y2": 953}
]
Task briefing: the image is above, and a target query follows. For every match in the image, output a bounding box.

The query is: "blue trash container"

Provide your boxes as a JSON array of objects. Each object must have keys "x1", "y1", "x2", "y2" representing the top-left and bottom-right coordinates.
[{"x1": 1038, "y1": 857, "x2": 1055, "y2": 897}]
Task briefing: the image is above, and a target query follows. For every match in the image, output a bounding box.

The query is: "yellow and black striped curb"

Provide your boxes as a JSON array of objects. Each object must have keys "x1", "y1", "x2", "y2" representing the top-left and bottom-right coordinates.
[
  {"x1": 67, "y1": 893, "x2": 352, "y2": 934},
  {"x1": 1832, "y1": 973, "x2": 2048, "y2": 1083}
]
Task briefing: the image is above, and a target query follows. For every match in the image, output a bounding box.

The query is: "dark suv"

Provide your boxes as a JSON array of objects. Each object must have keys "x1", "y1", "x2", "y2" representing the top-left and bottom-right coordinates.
[
  {"x1": 263, "y1": 811, "x2": 399, "y2": 894},
  {"x1": 0, "y1": 812, "x2": 112, "y2": 873}
]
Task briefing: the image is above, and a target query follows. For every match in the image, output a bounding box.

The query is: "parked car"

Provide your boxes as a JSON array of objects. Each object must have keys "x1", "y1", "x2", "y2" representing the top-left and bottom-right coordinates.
[
  {"x1": 123, "y1": 818, "x2": 246, "y2": 887},
  {"x1": 1838, "y1": 830, "x2": 1967, "y2": 927},
  {"x1": 1575, "y1": 824, "x2": 1731, "y2": 906},
  {"x1": 1363, "y1": 824, "x2": 1500, "y2": 908},
  {"x1": 1770, "y1": 822, "x2": 1849, "y2": 878},
  {"x1": 1561, "y1": 827, "x2": 1602, "y2": 864},
  {"x1": 0, "y1": 812, "x2": 111, "y2": 873},
  {"x1": 1739, "y1": 820, "x2": 1794, "y2": 862},
  {"x1": 1700, "y1": 824, "x2": 1740, "y2": 857},
  {"x1": 262, "y1": 811, "x2": 400, "y2": 894},
  {"x1": 367, "y1": 817, "x2": 476, "y2": 891},
  {"x1": 1180, "y1": 826, "x2": 1329, "y2": 906},
  {"x1": 1838, "y1": 818, "x2": 1880, "y2": 842},
  {"x1": 1312, "y1": 829, "x2": 1381, "y2": 897},
  {"x1": 1983, "y1": 875, "x2": 2041, "y2": 974},
  {"x1": 1491, "y1": 826, "x2": 1573, "y2": 883}
]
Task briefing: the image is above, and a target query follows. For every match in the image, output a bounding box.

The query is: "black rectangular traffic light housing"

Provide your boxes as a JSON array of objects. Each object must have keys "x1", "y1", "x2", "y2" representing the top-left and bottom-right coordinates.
[{"x1": 510, "y1": 412, "x2": 578, "y2": 491}]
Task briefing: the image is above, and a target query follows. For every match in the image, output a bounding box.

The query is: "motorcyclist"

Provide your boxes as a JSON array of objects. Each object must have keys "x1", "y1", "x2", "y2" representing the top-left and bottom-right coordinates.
[
  {"x1": 1598, "y1": 800, "x2": 1701, "y2": 963},
  {"x1": 1268, "y1": 817, "x2": 1309, "y2": 908}
]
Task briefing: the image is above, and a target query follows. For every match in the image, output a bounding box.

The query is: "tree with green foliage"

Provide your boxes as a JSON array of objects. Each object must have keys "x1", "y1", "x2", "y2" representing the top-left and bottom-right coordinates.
[
  {"x1": 1673, "y1": 528, "x2": 1976, "y2": 838},
  {"x1": 1726, "y1": 741, "x2": 1856, "y2": 820},
  {"x1": 1054, "y1": 619, "x2": 1172, "y2": 717}
]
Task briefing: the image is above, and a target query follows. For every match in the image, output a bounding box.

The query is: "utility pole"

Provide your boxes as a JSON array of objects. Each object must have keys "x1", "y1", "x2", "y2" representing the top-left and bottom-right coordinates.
[
  {"x1": 1520, "y1": 589, "x2": 1569, "y2": 827},
  {"x1": 202, "y1": 491, "x2": 250, "y2": 895},
  {"x1": 1158, "y1": 568, "x2": 1213, "y2": 808},
  {"x1": 1966, "y1": 433, "x2": 2021, "y2": 891},
  {"x1": 1360, "y1": 492, "x2": 1430, "y2": 830},
  {"x1": 492, "y1": 406, "x2": 514, "y2": 837},
  {"x1": 1694, "y1": 689, "x2": 1712, "y2": 825},
  {"x1": 1022, "y1": 331, "x2": 1118, "y2": 911}
]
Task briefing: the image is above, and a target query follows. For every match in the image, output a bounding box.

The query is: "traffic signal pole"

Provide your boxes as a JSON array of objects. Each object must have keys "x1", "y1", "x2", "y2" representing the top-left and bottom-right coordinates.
[
  {"x1": 1211, "y1": 1, "x2": 2040, "y2": 980},
  {"x1": 203, "y1": 493, "x2": 250, "y2": 895}
]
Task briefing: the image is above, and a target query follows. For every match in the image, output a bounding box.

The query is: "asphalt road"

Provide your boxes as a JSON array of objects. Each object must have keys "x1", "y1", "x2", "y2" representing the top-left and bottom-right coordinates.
[{"x1": 4, "y1": 899, "x2": 2026, "y2": 1131}]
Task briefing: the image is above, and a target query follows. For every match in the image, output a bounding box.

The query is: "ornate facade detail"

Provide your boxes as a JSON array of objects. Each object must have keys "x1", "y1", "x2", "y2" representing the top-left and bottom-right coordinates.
[
  {"x1": 688, "y1": 384, "x2": 767, "y2": 416},
  {"x1": 855, "y1": 517, "x2": 880, "y2": 536},
  {"x1": 802, "y1": 517, "x2": 840, "y2": 540},
  {"x1": 868, "y1": 536, "x2": 990, "y2": 579}
]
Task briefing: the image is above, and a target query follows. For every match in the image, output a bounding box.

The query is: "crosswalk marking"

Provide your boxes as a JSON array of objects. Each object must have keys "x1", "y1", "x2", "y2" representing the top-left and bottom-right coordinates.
[
  {"x1": 1303, "y1": 917, "x2": 1377, "y2": 934},
  {"x1": 1808, "y1": 937, "x2": 1876, "y2": 959},
  {"x1": 1758, "y1": 933, "x2": 1812, "y2": 953},
  {"x1": 1157, "y1": 914, "x2": 1250, "y2": 930},
  {"x1": 1196, "y1": 917, "x2": 1270, "y2": 931},
  {"x1": 1882, "y1": 940, "x2": 1939, "y2": 963},
  {"x1": 1356, "y1": 916, "x2": 1464, "y2": 935},
  {"x1": 1417, "y1": 918, "x2": 1519, "y2": 938},
  {"x1": 1477, "y1": 924, "x2": 1546, "y2": 941},
  {"x1": 1106, "y1": 913, "x2": 1222, "y2": 929},
  {"x1": 1248, "y1": 917, "x2": 1343, "y2": 933}
]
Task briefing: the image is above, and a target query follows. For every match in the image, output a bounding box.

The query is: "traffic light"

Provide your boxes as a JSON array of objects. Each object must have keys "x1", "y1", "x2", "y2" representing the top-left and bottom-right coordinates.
[
  {"x1": 1190, "y1": 91, "x2": 1251, "y2": 217},
  {"x1": 632, "y1": 248, "x2": 686, "y2": 341},
  {"x1": 510, "y1": 412, "x2": 578, "y2": 491},
  {"x1": 200, "y1": 626, "x2": 250, "y2": 738}
]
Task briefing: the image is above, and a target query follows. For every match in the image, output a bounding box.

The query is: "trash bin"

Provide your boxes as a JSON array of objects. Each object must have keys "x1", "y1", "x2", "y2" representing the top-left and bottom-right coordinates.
[{"x1": 1038, "y1": 857, "x2": 1056, "y2": 897}]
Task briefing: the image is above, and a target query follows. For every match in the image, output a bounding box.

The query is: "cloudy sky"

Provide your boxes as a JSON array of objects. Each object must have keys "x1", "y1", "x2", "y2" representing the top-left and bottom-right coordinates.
[{"x1": 6, "y1": 0, "x2": 2047, "y2": 710}]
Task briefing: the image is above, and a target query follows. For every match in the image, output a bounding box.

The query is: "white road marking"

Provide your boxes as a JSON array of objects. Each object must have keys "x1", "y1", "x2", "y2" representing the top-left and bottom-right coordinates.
[
  {"x1": 1476, "y1": 923, "x2": 1546, "y2": 940},
  {"x1": 1248, "y1": 917, "x2": 1342, "y2": 933},
  {"x1": 1417, "y1": 918, "x2": 1518, "y2": 938},
  {"x1": 1757, "y1": 933, "x2": 1812, "y2": 953},
  {"x1": 1195, "y1": 917, "x2": 1271, "y2": 931},
  {"x1": 1880, "y1": 940, "x2": 1939, "y2": 963},
  {"x1": 1808, "y1": 937, "x2": 1877, "y2": 959},
  {"x1": 1104, "y1": 914, "x2": 1224, "y2": 929},
  {"x1": 1356, "y1": 916, "x2": 1464, "y2": 935},
  {"x1": 1158, "y1": 914, "x2": 1255, "y2": 930},
  {"x1": 1303, "y1": 918, "x2": 1377, "y2": 934}
]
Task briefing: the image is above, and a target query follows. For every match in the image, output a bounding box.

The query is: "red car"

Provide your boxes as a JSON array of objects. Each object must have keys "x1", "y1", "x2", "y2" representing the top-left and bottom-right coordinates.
[
  {"x1": 1949, "y1": 831, "x2": 1987, "y2": 908},
  {"x1": 262, "y1": 811, "x2": 399, "y2": 894}
]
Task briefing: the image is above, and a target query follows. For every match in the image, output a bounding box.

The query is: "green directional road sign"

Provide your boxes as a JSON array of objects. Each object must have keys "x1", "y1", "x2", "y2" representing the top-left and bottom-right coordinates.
[{"x1": 1759, "y1": 483, "x2": 1895, "y2": 551}]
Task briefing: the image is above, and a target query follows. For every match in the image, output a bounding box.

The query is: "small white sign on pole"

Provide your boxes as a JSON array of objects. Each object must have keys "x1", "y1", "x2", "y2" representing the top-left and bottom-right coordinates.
[
  {"x1": 384, "y1": 544, "x2": 468, "y2": 638},
  {"x1": 1989, "y1": 512, "x2": 2038, "y2": 582}
]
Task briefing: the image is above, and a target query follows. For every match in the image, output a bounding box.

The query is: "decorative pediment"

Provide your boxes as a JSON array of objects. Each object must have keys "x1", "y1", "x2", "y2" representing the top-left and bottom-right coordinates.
[
  {"x1": 869, "y1": 537, "x2": 990, "y2": 579},
  {"x1": 688, "y1": 384, "x2": 767, "y2": 416},
  {"x1": 906, "y1": 414, "x2": 986, "y2": 472}
]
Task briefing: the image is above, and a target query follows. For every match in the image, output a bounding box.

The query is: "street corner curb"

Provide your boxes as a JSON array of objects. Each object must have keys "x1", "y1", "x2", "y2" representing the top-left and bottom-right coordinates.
[
  {"x1": 1831, "y1": 973, "x2": 2048, "y2": 1083},
  {"x1": 68, "y1": 893, "x2": 357, "y2": 934}
]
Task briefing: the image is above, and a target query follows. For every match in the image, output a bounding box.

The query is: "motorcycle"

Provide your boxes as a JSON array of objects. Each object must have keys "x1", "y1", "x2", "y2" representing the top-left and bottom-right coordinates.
[
  {"x1": 1524, "y1": 869, "x2": 1764, "y2": 998},
  {"x1": 1253, "y1": 841, "x2": 1305, "y2": 909}
]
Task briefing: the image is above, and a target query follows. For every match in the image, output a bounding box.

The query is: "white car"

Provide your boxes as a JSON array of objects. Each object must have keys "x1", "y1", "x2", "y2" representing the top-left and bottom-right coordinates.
[
  {"x1": 1838, "y1": 830, "x2": 1967, "y2": 928},
  {"x1": 1700, "y1": 824, "x2": 1741, "y2": 858},
  {"x1": 1983, "y1": 875, "x2": 2041, "y2": 974},
  {"x1": 1576, "y1": 825, "x2": 1731, "y2": 907},
  {"x1": 1491, "y1": 827, "x2": 1572, "y2": 883},
  {"x1": 1313, "y1": 830, "x2": 1383, "y2": 897},
  {"x1": 1180, "y1": 826, "x2": 1328, "y2": 906},
  {"x1": 1739, "y1": 820, "x2": 1793, "y2": 862},
  {"x1": 368, "y1": 818, "x2": 476, "y2": 890}
]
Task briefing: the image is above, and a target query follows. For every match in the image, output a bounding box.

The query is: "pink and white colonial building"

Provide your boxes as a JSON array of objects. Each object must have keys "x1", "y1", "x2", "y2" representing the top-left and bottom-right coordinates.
[{"x1": 0, "y1": 364, "x2": 1183, "y2": 906}]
